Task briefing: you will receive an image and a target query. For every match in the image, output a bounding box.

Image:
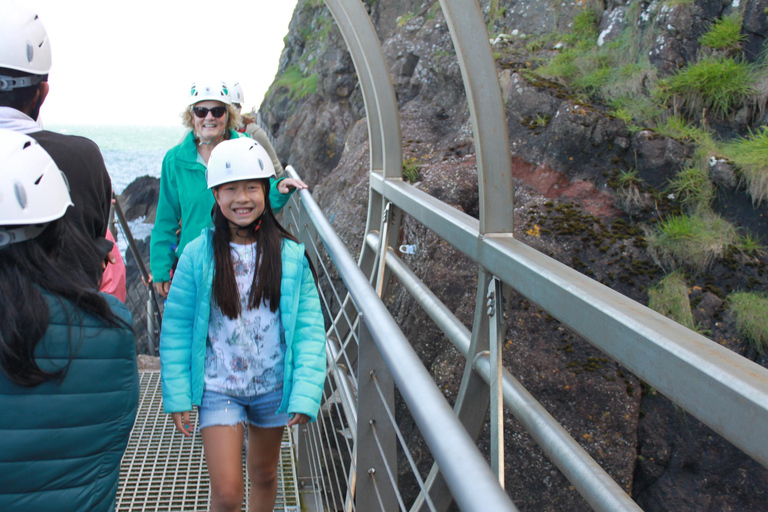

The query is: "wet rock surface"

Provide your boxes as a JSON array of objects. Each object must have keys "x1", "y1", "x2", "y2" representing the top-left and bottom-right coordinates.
[{"x1": 118, "y1": 175, "x2": 159, "y2": 223}]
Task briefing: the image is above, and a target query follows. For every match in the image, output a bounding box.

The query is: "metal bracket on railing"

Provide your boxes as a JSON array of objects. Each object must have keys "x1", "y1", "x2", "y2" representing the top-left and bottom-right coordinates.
[{"x1": 374, "y1": 202, "x2": 392, "y2": 297}]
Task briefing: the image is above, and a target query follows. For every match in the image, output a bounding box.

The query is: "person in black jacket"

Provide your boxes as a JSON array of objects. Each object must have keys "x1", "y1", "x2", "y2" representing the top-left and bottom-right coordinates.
[
  {"x1": 0, "y1": 129, "x2": 139, "y2": 512},
  {"x1": 0, "y1": 1, "x2": 114, "y2": 287}
]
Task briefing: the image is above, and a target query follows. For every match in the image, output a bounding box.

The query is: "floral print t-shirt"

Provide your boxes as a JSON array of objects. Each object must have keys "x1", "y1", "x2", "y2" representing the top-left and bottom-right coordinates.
[{"x1": 204, "y1": 241, "x2": 285, "y2": 397}]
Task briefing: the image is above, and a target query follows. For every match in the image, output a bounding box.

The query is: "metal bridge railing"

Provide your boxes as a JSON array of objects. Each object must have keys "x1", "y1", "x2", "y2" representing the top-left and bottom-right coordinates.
[
  {"x1": 313, "y1": 0, "x2": 768, "y2": 510},
  {"x1": 111, "y1": 196, "x2": 162, "y2": 356},
  {"x1": 282, "y1": 166, "x2": 517, "y2": 511}
]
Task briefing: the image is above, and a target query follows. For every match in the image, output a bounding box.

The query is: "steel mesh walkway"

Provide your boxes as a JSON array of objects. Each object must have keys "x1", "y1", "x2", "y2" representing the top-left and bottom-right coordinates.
[{"x1": 117, "y1": 372, "x2": 300, "y2": 511}]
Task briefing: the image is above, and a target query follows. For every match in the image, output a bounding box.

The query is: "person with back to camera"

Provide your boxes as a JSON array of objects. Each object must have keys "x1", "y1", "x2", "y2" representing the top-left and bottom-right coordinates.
[
  {"x1": 0, "y1": 1, "x2": 117, "y2": 290},
  {"x1": 0, "y1": 130, "x2": 139, "y2": 512},
  {"x1": 229, "y1": 81, "x2": 284, "y2": 179},
  {"x1": 160, "y1": 137, "x2": 326, "y2": 512},
  {"x1": 150, "y1": 79, "x2": 307, "y2": 299}
]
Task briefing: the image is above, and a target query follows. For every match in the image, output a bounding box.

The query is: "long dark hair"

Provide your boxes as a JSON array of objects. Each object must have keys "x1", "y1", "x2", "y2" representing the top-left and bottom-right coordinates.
[
  {"x1": 212, "y1": 178, "x2": 301, "y2": 319},
  {"x1": 0, "y1": 219, "x2": 127, "y2": 387}
]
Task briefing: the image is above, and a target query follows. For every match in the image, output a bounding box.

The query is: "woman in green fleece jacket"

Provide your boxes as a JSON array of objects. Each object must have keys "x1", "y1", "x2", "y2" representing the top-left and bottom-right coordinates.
[{"x1": 150, "y1": 79, "x2": 306, "y2": 298}]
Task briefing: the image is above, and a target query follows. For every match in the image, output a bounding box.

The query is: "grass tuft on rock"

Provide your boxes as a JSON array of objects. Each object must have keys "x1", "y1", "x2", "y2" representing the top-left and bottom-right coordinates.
[
  {"x1": 402, "y1": 157, "x2": 421, "y2": 183},
  {"x1": 727, "y1": 291, "x2": 768, "y2": 354},
  {"x1": 720, "y1": 126, "x2": 768, "y2": 206},
  {"x1": 645, "y1": 211, "x2": 738, "y2": 271},
  {"x1": 656, "y1": 58, "x2": 757, "y2": 119},
  {"x1": 648, "y1": 271, "x2": 695, "y2": 329},
  {"x1": 653, "y1": 115, "x2": 710, "y2": 142},
  {"x1": 272, "y1": 66, "x2": 319, "y2": 100},
  {"x1": 667, "y1": 165, "x2": 715, "y2": 212},
  {"x1": 699, "y1": 13, "x2": 747, "y2": 51}
]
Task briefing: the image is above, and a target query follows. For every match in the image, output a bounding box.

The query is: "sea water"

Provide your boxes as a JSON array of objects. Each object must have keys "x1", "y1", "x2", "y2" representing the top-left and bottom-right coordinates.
[{"x1": 47, "y1": 124, "x2": 187, "y2": 257}]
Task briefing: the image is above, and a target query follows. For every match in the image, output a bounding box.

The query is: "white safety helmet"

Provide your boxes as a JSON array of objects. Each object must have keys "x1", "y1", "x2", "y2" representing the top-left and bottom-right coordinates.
[
  {"x1": 0, "y1": 1, "x2": 52, "y2": 91},
  {"x1": 207, "y1": 138, "x2": 276, "y2": 189},
  {"x1": 0, "y1": 130, "x2": 73, "y2": 248},
  {"x1": 229, "y1": 82, "x2": 244, "y2": 106},
  {"x1": 188, "y1": 79, "x2": 231, "y2": 106}
]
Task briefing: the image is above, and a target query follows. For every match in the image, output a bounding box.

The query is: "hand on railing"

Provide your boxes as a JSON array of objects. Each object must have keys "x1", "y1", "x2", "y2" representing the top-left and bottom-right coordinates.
[
  {"x1": 277, "y1": 178, "x2": 308, "y2": 195},
  {"x1": 154, "y1": 281, "x2": 171, "y2": 299},
  {"x1": 144, "y1": 272, "x2": 171, "y2": 299}
]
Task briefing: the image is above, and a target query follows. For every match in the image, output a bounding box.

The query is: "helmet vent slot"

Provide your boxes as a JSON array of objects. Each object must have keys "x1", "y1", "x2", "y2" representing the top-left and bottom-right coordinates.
[{"x1": 14, "y1": 183, "x2": 27, "y2": 209}]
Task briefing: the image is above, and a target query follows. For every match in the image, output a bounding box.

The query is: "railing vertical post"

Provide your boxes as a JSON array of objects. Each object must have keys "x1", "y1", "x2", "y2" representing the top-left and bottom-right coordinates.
[
  {"x1": 295, "y1": 423, "x2": 316, "y2": 496},
  {"x1": 488, "y1": 277, "x2": 505, "y2": 486},
  {"x1": 146, "y1": 293, "x2": 156, "y2": 356},
  {"x1": 357, "y1": 313, "x2": 397, "y2": 511}
]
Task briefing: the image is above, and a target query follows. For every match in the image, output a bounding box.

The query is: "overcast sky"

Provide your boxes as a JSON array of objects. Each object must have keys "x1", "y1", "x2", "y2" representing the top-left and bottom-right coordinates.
[{"x1": 16, "y1": 0, "x2": 299, "y2": 126}]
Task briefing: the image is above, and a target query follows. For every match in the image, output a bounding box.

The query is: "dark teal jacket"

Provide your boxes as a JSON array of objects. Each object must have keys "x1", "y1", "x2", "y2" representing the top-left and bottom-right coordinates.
[{"x1": 0, "y1": 292, "x2": 139, "y2": 512}]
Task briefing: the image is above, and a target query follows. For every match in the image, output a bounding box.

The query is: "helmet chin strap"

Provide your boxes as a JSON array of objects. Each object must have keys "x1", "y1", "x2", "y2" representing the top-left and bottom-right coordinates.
[
  {"x1": 0, "y1": 224, "x2": 46, "y2": 248},
  {"x1": 230, "y1": 217, "x2": 263, "y2": 240}
]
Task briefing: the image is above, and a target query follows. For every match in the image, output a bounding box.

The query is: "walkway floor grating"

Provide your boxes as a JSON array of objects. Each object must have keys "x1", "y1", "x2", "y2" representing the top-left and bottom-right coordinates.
[{"x1": 117, "y1": 371, "x2": 300, "y2": 511}]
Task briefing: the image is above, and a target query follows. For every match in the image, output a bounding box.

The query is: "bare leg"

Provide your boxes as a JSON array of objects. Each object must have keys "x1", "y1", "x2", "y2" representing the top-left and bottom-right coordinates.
[
  {"x1": 246, "y1": 425, "x2": 285, "y2": 512},
  {"x1": 202, "y1": 424, "x2": 246, "y2": 512}
]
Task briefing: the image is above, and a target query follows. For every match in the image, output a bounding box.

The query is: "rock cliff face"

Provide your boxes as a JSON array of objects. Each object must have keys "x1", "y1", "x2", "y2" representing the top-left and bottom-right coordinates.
[{"x1": 260, "y1": 0, "x2": 768, "y2": 510}]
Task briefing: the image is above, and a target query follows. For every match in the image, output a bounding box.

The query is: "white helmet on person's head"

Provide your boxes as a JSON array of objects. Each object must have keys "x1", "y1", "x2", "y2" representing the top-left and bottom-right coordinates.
[
  {"x1": 0, "y1": 1, "x2": 52, "y2": 91},
  {"x1": 229, "y1": 82, "x2": 244, "y2": 106},
  {"x1": 188, "y1": 79, "x2": 231, "y2": 106},
  {"x1": 206, "y1": 137, "x2": 276, "y2": 189},
  {"x1": 0, "y1": 130, "x2": 73, "y2": 248}
]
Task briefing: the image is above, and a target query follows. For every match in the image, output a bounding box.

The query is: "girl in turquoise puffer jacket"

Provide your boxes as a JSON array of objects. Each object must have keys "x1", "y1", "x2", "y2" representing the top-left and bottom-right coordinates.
[{"x1": 159, "y1": 138, "x2": 326, "y2": 512}]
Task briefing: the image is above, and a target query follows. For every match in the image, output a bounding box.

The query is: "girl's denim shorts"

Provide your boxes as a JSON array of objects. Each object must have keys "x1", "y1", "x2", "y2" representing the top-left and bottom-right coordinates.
[{"x1": 198, "y1": 388, "x2": 291, "y2": 430}]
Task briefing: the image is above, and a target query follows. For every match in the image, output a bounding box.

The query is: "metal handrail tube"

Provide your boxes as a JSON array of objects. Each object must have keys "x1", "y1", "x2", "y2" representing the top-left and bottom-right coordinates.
[
  {"x1": 112, "y1": 197, "x2": 153, "y2": 286},
  {"x1": 472, "y1": 354, "x2": 642, "y2": 512},
  {"x1": 366, "y1": 231, "x2": 639, "y2": 509},
  {"x1": 370, "y1": 173, "x2": 768, "y2": 469},
  {"x1": 112, "y1": 196, "x2": 162, "y2": 355},
  {"x1": 287, "y1": 168, "x2": 517, "y2": 511}
]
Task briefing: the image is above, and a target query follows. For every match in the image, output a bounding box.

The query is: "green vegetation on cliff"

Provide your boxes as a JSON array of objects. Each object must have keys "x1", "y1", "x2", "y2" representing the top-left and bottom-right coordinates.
[
  {"x1": 721, "y1": 127, "x2": 768, "y2": 206},
  {"x1": 271, "y1": 65, "x2": 319, "y2": 101},
  {"x1": 645, "y1": 212, "x2": 739, "y2": 271},
  {"x1": 699, "y1": 13, "x2": 748, "y2": 50},
  {"x1": 728, "y1": 291, "x2": 768, "y2": 354},
  {"x1": 656, "y1": 57, "x2": 757, "y2": 119},
  {"x1": 529, "y1": 3, "x2": 767, "y2": 271},
  {"x1": 648, "y1": 270, "x2": 696, "y2": 329}
]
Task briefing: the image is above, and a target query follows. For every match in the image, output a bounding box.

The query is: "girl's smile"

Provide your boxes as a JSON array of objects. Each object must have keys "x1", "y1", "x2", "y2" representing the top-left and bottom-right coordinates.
[{"x1": 213, "y1": 179, "x2": 266, "y2": 243}]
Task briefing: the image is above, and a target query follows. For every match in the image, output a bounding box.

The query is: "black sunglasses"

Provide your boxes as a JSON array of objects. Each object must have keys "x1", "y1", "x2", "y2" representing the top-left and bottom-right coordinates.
[{"x1": 192, "y1": 106, "x2": 227, "y2": 119}]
